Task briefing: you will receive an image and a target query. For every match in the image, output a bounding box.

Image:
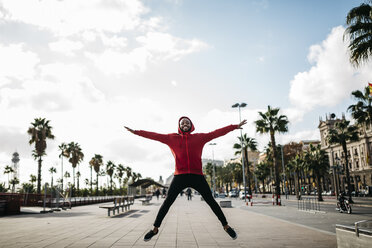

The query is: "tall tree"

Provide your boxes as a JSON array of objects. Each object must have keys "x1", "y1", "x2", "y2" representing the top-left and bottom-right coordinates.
[
  {"x1": 255, "y1": 105, "x2": 289, "y2": 204},
  {"x1": 4, "y1": 165, "x2": 14, "y2": 189},
  {"x1": 27, "y1": 118, "x2": 55, "y2": 194},
  {"x1": 49, "y1": 167, "x2": 57, "y2": 188},
  {"x1": 29, "y1": 174, "x2": 37, "y2": 189},
  {"x1": 89, "y1": 154, "x2": 103, "y2": 195},
  {"x1": 233, "y1": 134, "x2": 257, "y2": 196},
  {"x1": 116, "y1": 164, "x2": 126, "y2": 195},
  {"x1": 304, "y1": 144, "x2": 330, "y2": 201},
  {"x1": 344, "y1": 1, "x2": 372, "y2": 67},
  {"x1": 327, "y1": 119, "x2": 359, "y2": 202},
  {"x1": 10, "y1": 177, "x2": 19, "y2": 193},
  {"x1": 255, "y1": 162, "x2": 270, "y2": 193},
  {"x1": 65, "y1": 142, "x2": 84, "y2": 193},
  {"x1": 287, "y1": 154, "x2": 304, "y2": 200},
  {"x1": 58, "y1": 143, "x2": 68, "y2": 191},
  {"x1": 106, "y1": 161, "x2": 116, "y2": 194}
]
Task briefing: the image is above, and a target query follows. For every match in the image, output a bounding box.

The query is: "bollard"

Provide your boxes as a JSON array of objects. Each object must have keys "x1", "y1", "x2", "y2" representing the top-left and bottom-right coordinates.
[
  {"x1": 272, "y1": 194, "x2": 275, "y2": 205},
  {"x1": 278, "y1": 194, "x2": 281, "y2": 206}
]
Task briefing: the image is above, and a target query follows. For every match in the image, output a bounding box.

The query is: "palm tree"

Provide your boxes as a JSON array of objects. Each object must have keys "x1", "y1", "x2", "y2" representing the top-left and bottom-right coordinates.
[
  {"x1": 64, "y1": 142, "x2": 84, "y2": 193},
  {"x1": 116, "y1": 164, "x2": 126, "y2": 195},
  {"x1": 27, "y1": 118, "x2": 55, "y2": 194},
  {"x1": 10, "y1": 177, "x2": 19, "y2": 193},
  {"x1": 89, "y1": 154, "x2": 103, "y2": 195},
  {"x1": 30, "y1": 174, "x2": 37, "y2": 189},
  {"x1": 58, "y1": 143, "x2": 68, "y2": 191},
  {"x1": 204, "y1": 162, "x2": 214, "y2": 186},
  {"x1": 233, "y1": 134, "x2": 257, "y2": 196},
  {"x1": 231, "y1": 162, "x2": 243, "y2": 189},
  {"x1": 255, "y1": 162, "x2": 270, "y2": 193},
  {"x1": 287, "y1": 155, "x2": 304, "y2": 199},
  {"x1": 327, "y1": 119, "x2": 359, "y2": 202},
  {"x1": 49, "y1": 167, "x2": 57, "y2": 188},
  {"x1": 106, "y1": 161, "x2": 116, "y2": 194},
  {"x1": 76, "y1": 171, "x2": 81, "y2": 194},
  {"x1": 344, "y1": 1, "x2": 372, "y2": 67},
  {"x1": 348, "y1": 86, "x2": 372, "y2": 128},
  {"x1": 304, "y1": 144, "x2": 330, "y2": 201},
  {"x1": 4, "y1": 165, "x2": 14, "y2": 189},
  {"x1": 64, "y1": 171, "x2": 71, "y2": 189},
  {"x1": 255, "y1": 106, "x2": 289, "y2": 204}
]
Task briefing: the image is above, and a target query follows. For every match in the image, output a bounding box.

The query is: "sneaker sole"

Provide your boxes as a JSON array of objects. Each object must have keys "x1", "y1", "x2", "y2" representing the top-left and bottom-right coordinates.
[{"x1": 232, "y1": 233, "x2": 238, "y2": 240}]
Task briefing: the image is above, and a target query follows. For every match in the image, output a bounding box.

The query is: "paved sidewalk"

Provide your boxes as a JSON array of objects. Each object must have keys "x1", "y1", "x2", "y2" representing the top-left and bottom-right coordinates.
[{"x1": 0, "y1": 196, "x2": 336, "y2": 248}]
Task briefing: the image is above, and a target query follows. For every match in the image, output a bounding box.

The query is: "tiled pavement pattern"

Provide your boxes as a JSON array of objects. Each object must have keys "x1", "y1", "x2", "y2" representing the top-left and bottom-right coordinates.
[{"x1": 0, "y1": 196, "x2": 336, "y2": 248}]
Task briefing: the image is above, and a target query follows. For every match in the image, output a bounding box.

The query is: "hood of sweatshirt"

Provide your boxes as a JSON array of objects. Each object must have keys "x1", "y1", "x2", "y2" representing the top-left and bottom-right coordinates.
[{"x1": 178, "y1": 116, "x2": 195, "y2": 134}]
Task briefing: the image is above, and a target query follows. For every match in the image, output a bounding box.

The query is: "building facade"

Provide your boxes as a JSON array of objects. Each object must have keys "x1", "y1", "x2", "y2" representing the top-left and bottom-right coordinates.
[{"x1": 319, "y1": 114, "x2": 372, "y2": 194}]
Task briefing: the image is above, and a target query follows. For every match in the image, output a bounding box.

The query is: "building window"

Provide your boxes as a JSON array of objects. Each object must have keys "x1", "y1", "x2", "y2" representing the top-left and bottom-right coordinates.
[
  {"x1": 354, "y1": 148, "x2": 358, "y2": 156},
  {"x1": 356, "y1": 161, "x2": 359, "y2": 169}
]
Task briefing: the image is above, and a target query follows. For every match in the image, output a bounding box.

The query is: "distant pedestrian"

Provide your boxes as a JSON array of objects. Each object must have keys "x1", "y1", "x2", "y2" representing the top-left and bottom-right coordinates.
[
  {"x1": 186, "y1": 187, "x2": 192, "y2": 201},
  {"x1": 125, "y1": 116, "x2": 246, "y2": 242},
  {"x1": 155, "y1": 188, "x2": 160, "y2": 200},
  {"x1": 162, "y1": 188, "x2": 167, "y2": 198}
]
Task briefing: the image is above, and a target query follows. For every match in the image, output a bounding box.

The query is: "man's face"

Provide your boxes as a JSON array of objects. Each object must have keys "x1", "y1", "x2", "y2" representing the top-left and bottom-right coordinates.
[{"x1": 180, "y1": 118, "x2": 191, "y2": 132}]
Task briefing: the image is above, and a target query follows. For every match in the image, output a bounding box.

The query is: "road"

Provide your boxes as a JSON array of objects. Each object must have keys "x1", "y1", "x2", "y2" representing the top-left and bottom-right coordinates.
[{"x1": 219, "y1": 196, "x2": 372, "y2": 234}]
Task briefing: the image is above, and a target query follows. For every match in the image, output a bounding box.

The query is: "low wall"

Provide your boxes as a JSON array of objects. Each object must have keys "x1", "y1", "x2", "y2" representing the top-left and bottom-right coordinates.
[{"x1": 336, "y1": 224, "x2": 372, "y2": 248}]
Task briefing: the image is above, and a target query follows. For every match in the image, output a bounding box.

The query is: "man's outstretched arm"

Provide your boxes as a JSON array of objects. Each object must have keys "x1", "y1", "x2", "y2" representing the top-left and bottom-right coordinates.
[
  {"x1": 124, "y1": 126, "x2": 169, "y2": 144},
  {"x1": 202, "y1": 120, "x2": 247, "y2": 142}
]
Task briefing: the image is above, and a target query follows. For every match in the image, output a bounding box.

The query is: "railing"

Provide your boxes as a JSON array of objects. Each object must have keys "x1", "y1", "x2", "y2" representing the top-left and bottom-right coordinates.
[
  {"x1": 355, "y1": 220, "x2": 372, "y2": 237},
  {"x1": 297, "y1": 197, "x2": 321, "y2": 212}
]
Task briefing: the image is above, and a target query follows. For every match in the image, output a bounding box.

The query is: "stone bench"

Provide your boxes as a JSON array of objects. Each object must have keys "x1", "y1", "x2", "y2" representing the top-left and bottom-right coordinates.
[{"x1": 220, "y1": 200, "x2": 232, "y2": 208}]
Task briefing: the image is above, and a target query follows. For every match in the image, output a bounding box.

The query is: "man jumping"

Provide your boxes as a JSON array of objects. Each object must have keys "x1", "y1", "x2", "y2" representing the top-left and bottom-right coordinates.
[{"x1": 124, "y1": 116, "x2": 246, "y2": 241}]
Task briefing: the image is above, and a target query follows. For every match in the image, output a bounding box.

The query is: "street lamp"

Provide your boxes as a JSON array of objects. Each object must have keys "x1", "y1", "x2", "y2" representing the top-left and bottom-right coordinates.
[
  {"x1": 209, "y1": 143, "x2": 217, "y2": 197},
  {"x1": 232, "y1": 102, "x2": 247, "y2": 202}
]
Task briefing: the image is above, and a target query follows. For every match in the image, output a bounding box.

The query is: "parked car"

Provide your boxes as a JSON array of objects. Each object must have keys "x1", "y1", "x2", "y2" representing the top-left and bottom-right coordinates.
[
  {"x1": 239, "y1": 191, "x2": 251, "y2": 200},
  {"x1": 228, "y1": 191, "x2": 238, "y2": 197},
  {"x1": 219, "y1": 192, "x2": 227, "y2": 198}
]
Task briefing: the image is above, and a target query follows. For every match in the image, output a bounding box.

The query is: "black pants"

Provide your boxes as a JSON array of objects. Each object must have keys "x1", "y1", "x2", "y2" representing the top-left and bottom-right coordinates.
[{"x1": 154, "y1": 174, "x2": 228, "y2": 227}]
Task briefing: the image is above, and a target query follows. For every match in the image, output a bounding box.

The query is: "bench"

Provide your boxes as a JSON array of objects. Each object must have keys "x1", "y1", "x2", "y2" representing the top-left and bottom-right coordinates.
[
  {"x1": 220, "y1": 200, "x2": 232, "y2": 208},
  {"x1": 139, "y1": 194, "x2": 152, "y2": 205},
  {"x1": 99, "y1": 197, "x2": 130, "y2": 217}
]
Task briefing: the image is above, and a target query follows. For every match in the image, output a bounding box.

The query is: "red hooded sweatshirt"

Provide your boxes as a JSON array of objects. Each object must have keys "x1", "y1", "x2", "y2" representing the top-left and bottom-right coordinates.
[{"x1": 133, "y1": 117, "x2": 239, "y2": 175}]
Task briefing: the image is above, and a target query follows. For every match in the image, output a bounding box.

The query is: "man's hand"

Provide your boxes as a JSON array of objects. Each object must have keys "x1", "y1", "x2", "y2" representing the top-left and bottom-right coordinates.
[
  {"x1": 124, "y1": 126, "x2": 135, "y2": 134},
  {"x1": 238, "y1": 119, "x2": 247, "y2": 129}
]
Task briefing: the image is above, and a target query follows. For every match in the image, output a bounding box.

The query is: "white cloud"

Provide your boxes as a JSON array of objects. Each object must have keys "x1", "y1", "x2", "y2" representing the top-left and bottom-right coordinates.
[
  {"x1": 289, "y1": 26, "x2": 372, "y2": 111},
  {"x1": 1, "y1": 0, "x2": 148, "y2": 36},
  {"x1": 137, "y1": 32, "x2": 209, "y2": 61},
  {"x1": 49, "y1": 39, "x2": 83, "y2": 56},
  {"x1": 86, "y1": 32, "x2": 208, "y2": 75},
  {"x1": 0, "y1": 43, "x2": 39, "y2": 86}
]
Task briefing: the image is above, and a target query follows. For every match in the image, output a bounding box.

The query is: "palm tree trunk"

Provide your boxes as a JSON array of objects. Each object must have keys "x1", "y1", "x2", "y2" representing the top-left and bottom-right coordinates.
[
  {"x1": 37, "y1": 157, "x2": 42, "y2": 194},
  {"x1": 294, "y1": 171, "x2": 300, "y2": 199},
  {"x1": 342, "y1": 142, "x2": 353, "y2": 202},
  {"x1": 96, "y1": 174, "x2": 99, "y2": 196},
  {"x1": 270, "y1": 130, "x2": 280, "y2": 204},
  {"x1": 262, "y1": 179, "x2": 266, "y2": 193},
  {"x1": 317, "y1": 174, "x2": 323, "y2": 201}
]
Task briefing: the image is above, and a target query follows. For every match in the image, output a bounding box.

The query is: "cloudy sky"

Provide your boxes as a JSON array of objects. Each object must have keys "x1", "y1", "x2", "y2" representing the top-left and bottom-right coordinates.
[{"x1": 1, "y1": 0, "x2": 372, "y2": 188}]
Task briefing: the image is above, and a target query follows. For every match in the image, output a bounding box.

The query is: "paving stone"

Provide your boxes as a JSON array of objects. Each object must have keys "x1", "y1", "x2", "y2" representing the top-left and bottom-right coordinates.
[{"x1": 0, "y1": 196, "x2": 337, "y2": 247}]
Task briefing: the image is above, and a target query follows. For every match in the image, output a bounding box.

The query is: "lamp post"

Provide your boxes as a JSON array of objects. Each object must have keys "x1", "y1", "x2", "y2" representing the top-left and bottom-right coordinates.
[
  {"x1": 209, "y1": 143, "x2": 217, "y2": 197},
  {"x1": 232, "y1": 102, "x2": 247, "y2": 202}
]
